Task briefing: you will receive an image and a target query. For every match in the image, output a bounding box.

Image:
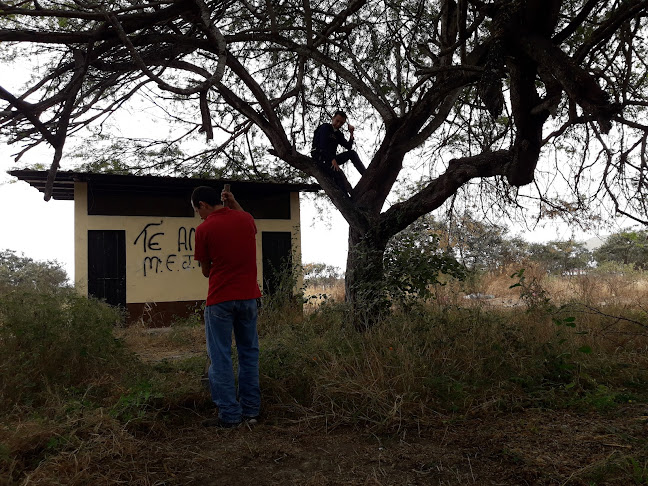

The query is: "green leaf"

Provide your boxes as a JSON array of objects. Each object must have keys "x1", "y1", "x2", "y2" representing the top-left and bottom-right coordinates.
[{"x1": 577, "y1": 345, "x2": 593, "y2": 354}]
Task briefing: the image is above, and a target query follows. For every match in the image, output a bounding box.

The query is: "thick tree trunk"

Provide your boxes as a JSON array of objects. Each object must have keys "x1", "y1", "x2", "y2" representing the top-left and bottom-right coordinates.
[{"x1": 344, "y1": 227, "x2": 389, "y2": 331}]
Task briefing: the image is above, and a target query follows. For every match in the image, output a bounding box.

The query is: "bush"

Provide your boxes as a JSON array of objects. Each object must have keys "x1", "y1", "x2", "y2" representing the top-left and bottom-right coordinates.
[
  {"x1": 0, "y1": 249, "x2": 68, "y2": 291},
  {"x1": 0, "y1": 286, "x2": 127, "y2": 407},
  {"x1": 384, "y1": 220, "x2": 466, "y2": 309}
]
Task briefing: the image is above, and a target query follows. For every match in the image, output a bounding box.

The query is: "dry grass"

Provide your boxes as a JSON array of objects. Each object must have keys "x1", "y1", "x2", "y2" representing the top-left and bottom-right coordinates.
[
  {"x1": 114, "y1": 321, "x2": 206, "y2": 363},
  {"x1": 2, "y1": 269, "x2": 647, "y2": 485},
  {"x1": 291, "y1": 267, "x2": 648, "y2": 431},
  {"x1": 479, "y1": 263, "x2": 648, "y2": 308}
]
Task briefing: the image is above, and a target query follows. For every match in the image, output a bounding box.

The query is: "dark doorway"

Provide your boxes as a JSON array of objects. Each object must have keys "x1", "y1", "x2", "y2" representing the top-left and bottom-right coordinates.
[
  {"x1": 88, "y1": 230, "x2": 126, "y2": 307},
  {"x1": 261, "y1": 231, "x2": 292, "y2": 296}
]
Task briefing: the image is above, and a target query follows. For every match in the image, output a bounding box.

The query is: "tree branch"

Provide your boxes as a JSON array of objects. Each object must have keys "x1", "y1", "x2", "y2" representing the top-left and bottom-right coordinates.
[
  {"x1": 574, "y1": 0, "x2": 648, "y2": 64},
  {"x1": 377, "y1": 150, "x2": 513, "y2": 244}
]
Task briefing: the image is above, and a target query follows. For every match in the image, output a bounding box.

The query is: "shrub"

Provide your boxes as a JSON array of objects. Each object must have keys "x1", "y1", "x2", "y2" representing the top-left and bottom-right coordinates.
[
  {"x1": 0, "y1": 286, "x2": 127, "y2": 408},
  {"x1": 383, "y1": 219, "x2": 467, "y2": 310},
  {"x1": 256, "y1": 293, "x2": 648, "y2": 430}
]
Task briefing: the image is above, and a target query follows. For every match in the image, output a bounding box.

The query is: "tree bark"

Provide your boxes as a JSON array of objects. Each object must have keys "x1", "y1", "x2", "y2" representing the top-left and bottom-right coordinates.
[{"x1": 344, "y1": 227, "x2": 389, "y2": 330}]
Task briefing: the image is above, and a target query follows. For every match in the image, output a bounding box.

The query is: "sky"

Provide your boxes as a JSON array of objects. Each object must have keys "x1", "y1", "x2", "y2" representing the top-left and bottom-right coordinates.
[
  {"x1": 0, "y1": 59, "x2": 354, "y2": 280},
  {"x1": 0, "y1": 93, "x2": 622, "y2": 283}
]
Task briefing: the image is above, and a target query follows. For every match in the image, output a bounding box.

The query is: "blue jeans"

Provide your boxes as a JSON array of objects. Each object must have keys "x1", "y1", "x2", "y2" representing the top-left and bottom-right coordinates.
[{"x1": 204, "y1": 299, "x2": 260, "y2": 423}]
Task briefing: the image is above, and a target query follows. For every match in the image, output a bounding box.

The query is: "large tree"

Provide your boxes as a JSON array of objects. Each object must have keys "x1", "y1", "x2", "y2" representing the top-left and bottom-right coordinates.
[
  {"x1": 527, "y1": 239, "x2": 591, "y2": 274},
  {"x1": 593, "y1": 228, "x2": 648, "y2": 269},
  {"x1": 1, "y1": 0, "x2": 647, "y2": 326}
]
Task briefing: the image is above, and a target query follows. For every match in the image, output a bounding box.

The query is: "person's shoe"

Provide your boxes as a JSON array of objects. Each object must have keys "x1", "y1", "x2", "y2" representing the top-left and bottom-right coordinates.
[
  {"x1": 242, "y1": 415, "x2": 260, "y2": 426},
  {"x1": 202, "y1": 417, "x2": 241, "y2": 428}
]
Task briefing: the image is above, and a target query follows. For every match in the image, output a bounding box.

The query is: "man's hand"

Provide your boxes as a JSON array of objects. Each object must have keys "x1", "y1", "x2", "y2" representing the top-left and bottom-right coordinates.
[
  {"x1": 331, "y1": 159, "x2": 340, "y2": 171},
  {"x1": 221, "y1": 190, "x2": 244, "y2": 211},
  {"x1": 347, "y1": 123, "x2": 355, "y2": 137}
]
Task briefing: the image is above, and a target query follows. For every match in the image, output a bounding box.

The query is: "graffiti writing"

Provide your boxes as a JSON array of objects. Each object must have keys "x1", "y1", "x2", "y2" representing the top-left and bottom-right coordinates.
[
  {"x1": 143, "y1": 256, "x2": 162, "y2": 276},
  {"x1": 134, "y1": 222, "x2": 164, "y2": 252},
  {"x1": 178, "y1": 227, "x2": 195, "y2": 252},
  {"x1": 134, "y1": 222, "x2": 198, "y2": 277},
  {"x1": 142, "y1": 253, "x2": 198, "y2": 276}
]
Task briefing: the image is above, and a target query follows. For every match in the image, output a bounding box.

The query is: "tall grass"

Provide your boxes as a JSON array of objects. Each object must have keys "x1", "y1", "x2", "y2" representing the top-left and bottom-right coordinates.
[
  {"x1": 265, "y1": 266, "x2": 648, "y2": 430},
  {"x1": 0, "y1": 286, "x2": 135, "y2": 410},
  {"x1": 1, "y1": 258, "x2": 647, "y2": 484},
  {"x1": 0, "y1": 262, "x2": 646, "y2": 486},
  {"x1": 0, "y1": 282, "x2": 207, "y2": 485},
  {"x1": 258, "y1": 299, "x2": 647, "y2": 430}
]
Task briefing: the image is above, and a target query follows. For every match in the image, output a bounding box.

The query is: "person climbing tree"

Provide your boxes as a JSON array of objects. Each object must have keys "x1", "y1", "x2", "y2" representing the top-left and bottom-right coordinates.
[{"x1": 312, "y1": 110, "x2": 367, "y2": 177}]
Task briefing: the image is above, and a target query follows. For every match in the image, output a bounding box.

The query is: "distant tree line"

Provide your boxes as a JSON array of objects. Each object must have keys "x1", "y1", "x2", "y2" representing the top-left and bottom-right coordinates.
[
  {"x1": 0, "y1": 250, "x2": 69, "y2": 291},
  {"x1": 304, "y1": 221, "x2": 647, "y2": 291},
  {"x1": 417, "y1": 214, "x2": 648, "y2": 275},
  {"x1": 303, "y1": 263, "x2": 343, "y2": 288}
]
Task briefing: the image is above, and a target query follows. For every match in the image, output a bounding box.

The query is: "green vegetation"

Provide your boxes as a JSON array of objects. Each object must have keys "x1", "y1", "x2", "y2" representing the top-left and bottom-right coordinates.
[
  {"x1": 0, "y1": 251, "x2": 130, "y2": 409},
  {"x1": 1, "y1": 249, "x2": 647, "y2": 484},
  {"x1": 594, "y1": 229, "x2": 648, "y2": 270},
  {"x1": 303, "y1": 263, "x2": 342, "y2": 289},
  {"x1": 259, "y1": 295, "x2": 648, "y2": 426},
  {"x1": 384, "y1": 216, "x2": 467, "y2": 309},
  {"x1": 0, "y1": 249, "x2": 68, "y2": 290}
]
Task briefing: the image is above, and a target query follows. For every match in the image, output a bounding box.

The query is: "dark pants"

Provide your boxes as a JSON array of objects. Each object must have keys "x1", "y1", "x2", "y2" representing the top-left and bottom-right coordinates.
[
  {"x1": 204, "y1": 299, "x2": 260, "y2": 424},
  {"x1": 314, "y1": 151, "x2": 365, "y2": 195},
  {"x1": 334, "y1": 150, "x2": 366, "y2": 175}
]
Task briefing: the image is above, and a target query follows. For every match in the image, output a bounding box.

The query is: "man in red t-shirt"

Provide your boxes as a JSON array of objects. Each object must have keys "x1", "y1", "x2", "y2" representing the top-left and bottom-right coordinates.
[{"x1": 192, "y1": 186, "x2": 262, "y2": 427}]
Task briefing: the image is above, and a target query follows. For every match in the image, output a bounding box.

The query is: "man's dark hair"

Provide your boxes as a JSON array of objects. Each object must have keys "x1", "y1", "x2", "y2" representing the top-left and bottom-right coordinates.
[
  {"x1": 191, "y1": 186, "x2": 221, "y2": 208},
  {"x1": 333, "y1": 110, "x2": 347, "y2": 120}
]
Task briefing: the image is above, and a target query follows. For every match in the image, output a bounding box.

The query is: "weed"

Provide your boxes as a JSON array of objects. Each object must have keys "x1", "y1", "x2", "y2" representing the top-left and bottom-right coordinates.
[
  {"x1": 110, "y1": 380, "x2": 164, "y2": 423},
  {"x1": 509, "y1": 268, "x2": 553, "y2": 312},
  {"x1": 581, "y1": 454, "x2": 648, "y2": 485},
  {"x1": 1, "y1": 261, "x2": 647, "y2": 485}
]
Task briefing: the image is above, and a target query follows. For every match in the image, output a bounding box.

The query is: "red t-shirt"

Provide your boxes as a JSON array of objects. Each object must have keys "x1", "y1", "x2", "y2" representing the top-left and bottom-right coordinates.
[{"x1": 194, "y1": 208, "x2": 262, "y2": 306}]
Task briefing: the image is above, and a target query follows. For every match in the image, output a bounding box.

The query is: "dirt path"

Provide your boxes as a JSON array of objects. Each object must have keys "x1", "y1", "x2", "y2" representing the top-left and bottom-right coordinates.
[{"x1": 93, "y1": 405, "x2": 646, "y2": 486}]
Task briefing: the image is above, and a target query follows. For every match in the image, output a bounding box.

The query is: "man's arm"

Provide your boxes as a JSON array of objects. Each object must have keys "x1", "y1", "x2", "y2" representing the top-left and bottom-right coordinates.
[
  {"x1": 221, "y1": 190, "x2": 244, "y2": 211},
  {"x1": 194, "y1": 224, "x2": 211, "y2": 278},
  {"x1": 336, "y1": 125, "x2": 354, "y2": 150},
  {"x1": 199, "y1": 259, "x2": 211, "y2": 278}
]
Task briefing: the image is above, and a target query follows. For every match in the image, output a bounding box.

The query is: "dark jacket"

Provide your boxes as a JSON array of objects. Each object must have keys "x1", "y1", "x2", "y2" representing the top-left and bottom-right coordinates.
[{"x1": 312, "y1": 123, "x2": 354, "y2": 164}]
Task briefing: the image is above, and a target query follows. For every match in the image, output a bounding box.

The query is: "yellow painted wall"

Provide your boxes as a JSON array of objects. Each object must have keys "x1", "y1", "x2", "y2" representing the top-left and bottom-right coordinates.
[{"x1": 74, "y1": 182, "x2": 302, "y2": 303}]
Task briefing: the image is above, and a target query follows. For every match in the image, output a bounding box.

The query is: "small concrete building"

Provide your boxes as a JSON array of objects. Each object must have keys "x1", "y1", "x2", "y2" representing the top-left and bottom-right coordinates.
[{"x1": 10, "y1": 170, "x2": 319, "y2": 324}]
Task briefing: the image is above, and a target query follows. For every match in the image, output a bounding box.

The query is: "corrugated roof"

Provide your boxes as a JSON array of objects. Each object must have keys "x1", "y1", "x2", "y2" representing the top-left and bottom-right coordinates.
[{"x1": 8, "y1": 170, "x2": 320, "y2": 201}]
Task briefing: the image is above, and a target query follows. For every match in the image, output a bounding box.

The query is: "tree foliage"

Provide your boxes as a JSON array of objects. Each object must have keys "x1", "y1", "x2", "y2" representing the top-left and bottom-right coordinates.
[
  {"x1": 593, "y1": 228, "x2": 648, "y2": 269},
  {"x1": 384, "y1": 216, "x2": 466, "y2": 309},
  {"x1": 303, "y1": 262, "x2": 343, "y2": 288},
  {"x1": 526, "y1": 239, "x2": 591, "y2": 274},
  {"x1": 1, "y1": 0, "x2": 647, "y2": 324},
  {"x1": 0, "y1": 249, "x2": 69, "y2": 291},
  {"x1": 428, "y1": 211, "x2": 528, "y2": 272}
]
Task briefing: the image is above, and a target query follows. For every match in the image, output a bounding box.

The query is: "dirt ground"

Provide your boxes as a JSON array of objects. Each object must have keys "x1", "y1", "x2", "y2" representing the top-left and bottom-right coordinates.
[
  {"x1": 67, "y1": 404, "x2": 645, "y2": 486},
  {"x1": 101, "y1": 326, "x2": 648, "y2": 486}
]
